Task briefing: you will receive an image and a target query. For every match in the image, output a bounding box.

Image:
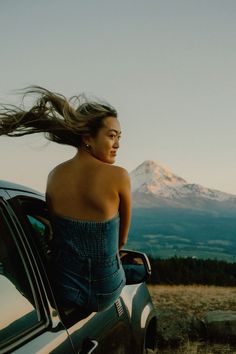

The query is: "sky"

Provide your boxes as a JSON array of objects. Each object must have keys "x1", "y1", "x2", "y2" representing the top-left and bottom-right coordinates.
[{"x1": 0, "y1": 0, "x2": 236, "y2": 194}]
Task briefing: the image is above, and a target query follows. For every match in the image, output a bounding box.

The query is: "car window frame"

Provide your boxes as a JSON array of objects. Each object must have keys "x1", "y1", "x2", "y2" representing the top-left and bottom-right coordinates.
[
  {"x1": 6, "y1": 195, "x2": 60, "y2": 306},
  {"x1": 0, "y1": 197, "x2": 52, "y2": 353}
]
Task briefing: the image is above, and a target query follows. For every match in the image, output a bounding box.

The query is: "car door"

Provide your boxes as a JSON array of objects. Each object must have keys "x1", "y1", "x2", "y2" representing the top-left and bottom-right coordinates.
[
  {"x1": 66, "y1": 296, "x2": 132, "y2": 354},
  {"x1": 7, "y1": 194, "x2": 133, "y2": 354},
  {"x1": 0, "y1": 197, "x2": 74, "y2": 354}
]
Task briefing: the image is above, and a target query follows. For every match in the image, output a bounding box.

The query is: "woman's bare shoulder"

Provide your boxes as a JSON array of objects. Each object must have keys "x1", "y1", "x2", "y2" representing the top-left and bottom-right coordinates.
[
  {"x1": 47, "y1": 160, "x2": 72, "y2": 184},
  {"x1": 104, "y1": 164, "x2": 126, "y2": 173},
  {"x1": 106, "y1": 165, "x2": 130, "y2": 182}
]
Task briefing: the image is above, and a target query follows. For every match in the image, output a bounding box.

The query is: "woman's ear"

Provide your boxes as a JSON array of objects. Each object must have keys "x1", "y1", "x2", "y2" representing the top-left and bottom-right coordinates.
[
  {"x1": 82, "y1": 135, "x2": 92, "y2": 146},
  {"x1": 82, "y1": 135, "x2": 94, "y2": 149}
]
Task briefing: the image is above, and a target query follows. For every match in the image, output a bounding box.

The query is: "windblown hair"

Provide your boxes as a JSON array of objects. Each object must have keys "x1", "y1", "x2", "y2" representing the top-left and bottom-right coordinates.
[{"x1": 0, "y1": 86, "x2": 117, "y2": 147}]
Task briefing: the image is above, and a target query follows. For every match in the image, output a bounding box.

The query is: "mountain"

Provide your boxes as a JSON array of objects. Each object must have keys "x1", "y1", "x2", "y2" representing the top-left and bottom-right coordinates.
[
  {"x1": 127, "y1": 161, "x2": 236, "y2": 261},
  {"x1": 130, "y1": 160, "x2": 236, "y2": 214}
]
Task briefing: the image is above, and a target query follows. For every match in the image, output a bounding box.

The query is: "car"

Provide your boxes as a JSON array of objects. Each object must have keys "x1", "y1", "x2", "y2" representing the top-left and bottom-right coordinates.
[{"x1": 0, "y1": 180, "x2": 157, "y2": 354}]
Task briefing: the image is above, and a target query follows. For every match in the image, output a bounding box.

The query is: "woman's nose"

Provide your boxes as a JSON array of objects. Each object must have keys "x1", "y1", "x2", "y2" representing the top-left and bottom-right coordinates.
[{"x1": 113, "y1": 138, "x2": 119, "y2": 148}]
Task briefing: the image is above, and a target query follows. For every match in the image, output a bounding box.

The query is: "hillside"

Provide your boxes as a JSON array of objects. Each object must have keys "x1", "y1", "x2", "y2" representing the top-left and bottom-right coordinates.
[{"x1": 126, "y1": 208, "x2": 236, "y2": 261}]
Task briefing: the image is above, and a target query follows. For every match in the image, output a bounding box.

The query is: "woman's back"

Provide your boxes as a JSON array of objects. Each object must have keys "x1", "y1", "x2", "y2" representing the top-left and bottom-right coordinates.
[
  {"x1": 46, "y1": 154, "x2": 122, "y2": 221},
  {"x1": 48, "y1": 154, "x2": 128, "y2": 311}
]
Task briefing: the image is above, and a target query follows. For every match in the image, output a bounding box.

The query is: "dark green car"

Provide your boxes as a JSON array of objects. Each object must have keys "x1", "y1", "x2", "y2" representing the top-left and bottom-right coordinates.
[{"x1": 0, "y1": 180, "x2": 157, "y2": 354}]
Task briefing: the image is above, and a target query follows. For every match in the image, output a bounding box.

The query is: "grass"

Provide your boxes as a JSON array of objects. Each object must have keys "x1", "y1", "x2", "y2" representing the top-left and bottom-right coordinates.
[
  {"x1": 158, "y1": 341, "x2": 235, "y2": 354},
  {"x1": 148, "y1": 285, "x2": 236, "y2": 354}
]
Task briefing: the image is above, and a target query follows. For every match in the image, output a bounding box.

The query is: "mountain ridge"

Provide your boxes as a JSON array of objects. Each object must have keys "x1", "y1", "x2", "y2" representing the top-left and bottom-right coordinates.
[{"x1": 130, "y1": 160, "x2": 236, "y2": 213}]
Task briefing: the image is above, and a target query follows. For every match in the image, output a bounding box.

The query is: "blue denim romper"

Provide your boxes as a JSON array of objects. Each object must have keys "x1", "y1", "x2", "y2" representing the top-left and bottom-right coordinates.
[{"x1": 51, "y1": 213, "x2": 126, "y2": 312}]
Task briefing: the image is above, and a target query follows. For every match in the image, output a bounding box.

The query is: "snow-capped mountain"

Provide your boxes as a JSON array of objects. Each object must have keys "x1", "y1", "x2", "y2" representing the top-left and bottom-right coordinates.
[{"x1": 130, "y1": 160, "x2": 236, "y2": 212}]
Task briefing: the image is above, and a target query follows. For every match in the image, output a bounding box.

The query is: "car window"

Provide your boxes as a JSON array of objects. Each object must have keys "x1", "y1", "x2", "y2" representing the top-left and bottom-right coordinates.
[
  {"x1": 0, "y1": 207, "x2": 41, "y2": 351},
  {"x1": 27, "y1": 214, "x2": 53, "y2": 261},
  {"x1": 8, "y1": 197, "x2": 53, "y2": 266}
]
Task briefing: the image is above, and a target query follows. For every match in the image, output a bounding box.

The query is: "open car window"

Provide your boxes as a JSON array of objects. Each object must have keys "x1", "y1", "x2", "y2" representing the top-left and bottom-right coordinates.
[
  {"x1": 7, "y1": 197, "x2": 53, "y2": 266},
  {"x1": 0, "y1": 203, "x2": 48, "y2": 353}
]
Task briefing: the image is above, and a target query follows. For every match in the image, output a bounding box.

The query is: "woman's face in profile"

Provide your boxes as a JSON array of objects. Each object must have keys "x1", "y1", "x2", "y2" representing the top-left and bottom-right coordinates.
[{"x1": 89, "y1": 116, "x2": 121, "y2": 164}]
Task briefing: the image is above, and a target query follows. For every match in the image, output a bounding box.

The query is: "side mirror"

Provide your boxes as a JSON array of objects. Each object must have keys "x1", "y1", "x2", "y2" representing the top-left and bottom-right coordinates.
[{"x1": 119, "y1": 249, "x2": 151, "y2": 285}]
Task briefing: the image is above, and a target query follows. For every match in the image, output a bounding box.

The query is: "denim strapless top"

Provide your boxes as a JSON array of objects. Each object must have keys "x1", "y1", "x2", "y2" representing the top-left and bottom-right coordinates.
[
  {"x1": 51, "y1": 213, "x2": 120, "y2": 262},
  {"x1": 50, "y1": 213, "x2": 125, "y2": 311}
]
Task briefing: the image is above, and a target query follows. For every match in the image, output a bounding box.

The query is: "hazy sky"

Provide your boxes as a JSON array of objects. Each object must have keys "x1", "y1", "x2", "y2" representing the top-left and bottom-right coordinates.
[{"x1": 0, "y1": 0, "x2": 236, "y2": 194}]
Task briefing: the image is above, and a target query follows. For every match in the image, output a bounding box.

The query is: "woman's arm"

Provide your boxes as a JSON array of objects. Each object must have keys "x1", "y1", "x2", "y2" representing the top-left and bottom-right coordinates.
[{"x1": 118, "y1": 168, "x2": 132, "y2": 250}]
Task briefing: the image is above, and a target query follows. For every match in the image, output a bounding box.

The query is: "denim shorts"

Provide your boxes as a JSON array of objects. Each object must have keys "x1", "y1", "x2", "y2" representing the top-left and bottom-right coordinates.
[{"x1": 53, "y1": 249, "x2": 126, "y2": 312}]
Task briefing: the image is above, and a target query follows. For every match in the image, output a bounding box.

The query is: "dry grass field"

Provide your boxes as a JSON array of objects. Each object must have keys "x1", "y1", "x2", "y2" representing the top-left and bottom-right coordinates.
[{"x1": 148, "y1": 285, "x2": 236, "y2": 354}]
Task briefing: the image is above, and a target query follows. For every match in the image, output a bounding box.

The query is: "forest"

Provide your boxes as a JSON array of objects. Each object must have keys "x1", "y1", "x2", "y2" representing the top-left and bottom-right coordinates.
[{"x1": 148, "y1": 256, "x2": 236, "y2": 286}]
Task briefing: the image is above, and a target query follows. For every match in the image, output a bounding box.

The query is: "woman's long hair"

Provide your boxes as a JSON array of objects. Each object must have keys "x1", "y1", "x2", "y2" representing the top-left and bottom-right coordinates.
[{"x1": 0, "y1": 86, "x2": 117, "y2": 147}]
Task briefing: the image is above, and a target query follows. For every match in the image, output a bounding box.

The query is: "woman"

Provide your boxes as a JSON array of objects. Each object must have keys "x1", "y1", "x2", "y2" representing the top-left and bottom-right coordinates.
[{"x1": 0, "y1": 86, "x2": 131, "y2": 312}]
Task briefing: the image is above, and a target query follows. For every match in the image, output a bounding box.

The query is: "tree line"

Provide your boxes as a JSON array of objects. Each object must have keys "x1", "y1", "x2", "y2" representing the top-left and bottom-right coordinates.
[{"x1": 148, "y1": 257, "x2": 236, "y2": 286}]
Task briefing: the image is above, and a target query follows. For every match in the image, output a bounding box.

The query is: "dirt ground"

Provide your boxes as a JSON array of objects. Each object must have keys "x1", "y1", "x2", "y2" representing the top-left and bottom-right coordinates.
[{"x1": 148, "y1": 285, "x2": 236, "y2": 354}]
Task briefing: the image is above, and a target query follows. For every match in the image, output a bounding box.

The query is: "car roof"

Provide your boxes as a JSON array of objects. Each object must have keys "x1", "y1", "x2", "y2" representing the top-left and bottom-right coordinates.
[{"x1": 0, "y1": 180, "x2": 43, "y2": 197}]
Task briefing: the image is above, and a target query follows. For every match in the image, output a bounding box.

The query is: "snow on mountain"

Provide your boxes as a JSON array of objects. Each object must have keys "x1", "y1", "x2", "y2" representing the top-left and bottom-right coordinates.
[
  {"x1": 130, "y1": 160, "x2": 236, "y2": 210},
  {"x1": 131, "y1": 160, "x2": 186, "y2": 192}
]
